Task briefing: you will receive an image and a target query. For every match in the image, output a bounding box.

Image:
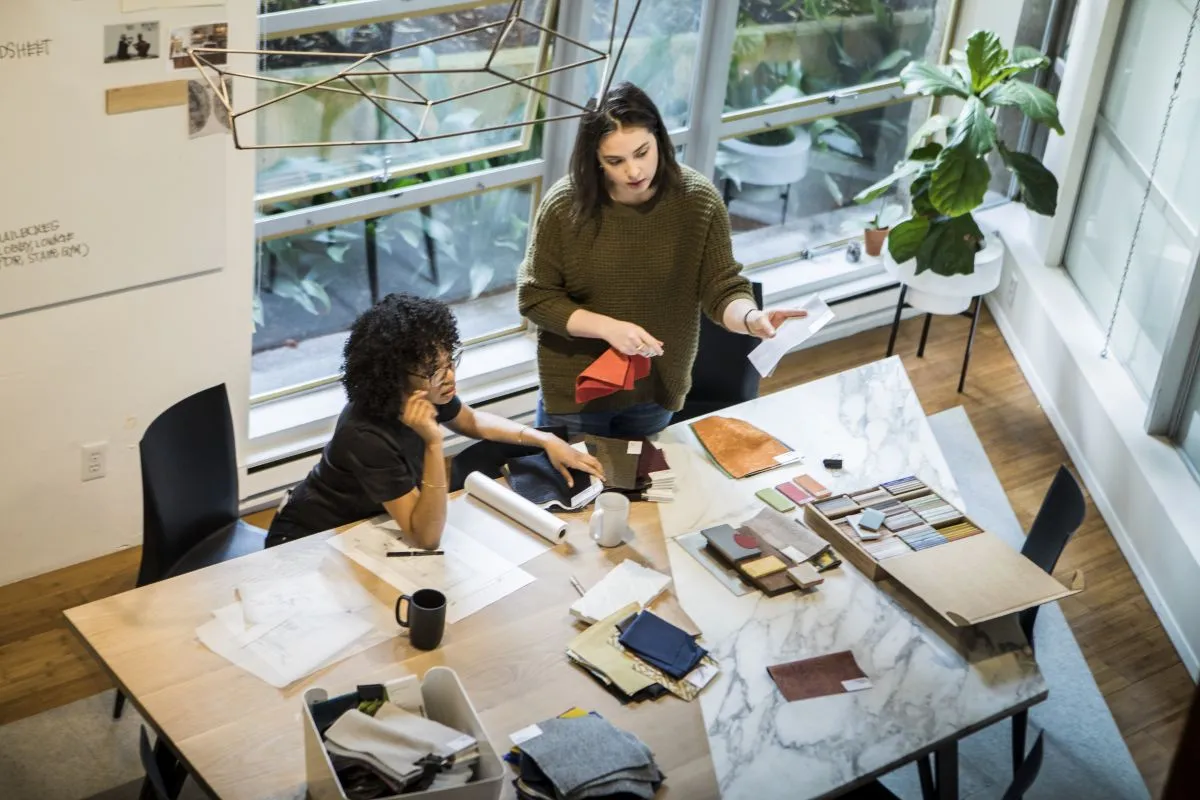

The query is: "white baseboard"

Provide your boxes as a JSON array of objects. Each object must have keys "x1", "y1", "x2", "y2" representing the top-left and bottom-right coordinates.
[{"x1": 987, "y1": 296, "x2": 1200, "y2": 678}]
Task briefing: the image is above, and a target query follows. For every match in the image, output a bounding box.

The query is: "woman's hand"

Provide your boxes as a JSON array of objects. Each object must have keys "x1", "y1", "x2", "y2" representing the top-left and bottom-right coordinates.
[
  {"x1": 402, "y1": 390, "x2": 442, "y2": 444},
  {"x1": 543, "y1": 437, "x2": 605, "y2": 488},
  {"x1": 746, "y1": 309, "x2": 809, "y2": 339},
  {"x1": 601, "y1": 318, "x2": 664, "y2": 357}
]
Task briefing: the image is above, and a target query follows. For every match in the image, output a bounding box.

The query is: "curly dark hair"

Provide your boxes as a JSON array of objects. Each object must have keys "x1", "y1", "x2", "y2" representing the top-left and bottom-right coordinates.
[{"x1": 341, "y1": 293, "x2": 461, "y2": 420}]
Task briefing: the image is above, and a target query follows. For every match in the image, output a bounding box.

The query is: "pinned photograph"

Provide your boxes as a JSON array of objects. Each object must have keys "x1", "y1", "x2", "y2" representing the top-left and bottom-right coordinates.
[
  {"x1": 169, "y1": 22, "x2": 228, "y2": 69},
  {"x1": 103, "y1": 22, "x2": 160, "y2": 64},
  {"x1": 188, "y1": 77, "x2": 233, "y2": 139}
]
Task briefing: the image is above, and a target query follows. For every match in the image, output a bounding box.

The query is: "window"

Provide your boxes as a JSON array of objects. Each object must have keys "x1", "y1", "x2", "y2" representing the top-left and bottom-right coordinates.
[
  {"x1": 714, "y1": 0, "x2": 943, "y2": 268},
  {"x1": 250, "y1": 0, "x2": 957, "y2": 409},
  {"x1": 1063, "y1": 0, "x2": 1200, "y2": 398}
]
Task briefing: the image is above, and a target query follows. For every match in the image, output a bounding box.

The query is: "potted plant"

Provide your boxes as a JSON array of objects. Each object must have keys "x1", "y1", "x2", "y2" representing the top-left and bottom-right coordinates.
[
  {"x1": 863, "y1": 201, "x2": 906, "y2": 256},
  {"x1": 853, "y1": 30, "x2": 1063, "y2": 314}
]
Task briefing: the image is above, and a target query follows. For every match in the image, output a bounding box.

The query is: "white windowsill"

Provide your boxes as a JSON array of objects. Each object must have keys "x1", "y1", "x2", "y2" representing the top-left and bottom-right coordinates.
[{"x1": 245, "y1": 247, "x2": 892, "y2": 472}]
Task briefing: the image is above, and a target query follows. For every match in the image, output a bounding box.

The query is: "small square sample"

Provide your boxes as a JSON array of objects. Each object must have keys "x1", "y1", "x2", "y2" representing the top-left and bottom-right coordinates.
[{"x1": 742, "y1": 555, "x2": 787, "y2": 578}]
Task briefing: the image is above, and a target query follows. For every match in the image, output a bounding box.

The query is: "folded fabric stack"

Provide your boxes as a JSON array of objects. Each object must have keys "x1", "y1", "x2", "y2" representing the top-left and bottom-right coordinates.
[
  {"x1": 635, "y1": 440, "x2": 675, "y2": 503},
  {"x1": 318, "y1": 690, "x2": 479, "y2": 799},
  {"x1": 511, "y1": 714, "x2": 665, "y2": 800},
  {"x1": 580, "y1": 436, "x2": 675, "y2": 502},
  {"x1": 504, "y1": 451, "x2": 602, "y2": 511},
  {"x1": 566, "y1": 601, "x2": 718, "y2": 704}
]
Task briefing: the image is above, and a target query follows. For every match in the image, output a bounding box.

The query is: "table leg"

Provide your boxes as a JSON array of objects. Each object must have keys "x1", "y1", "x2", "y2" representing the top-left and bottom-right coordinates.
[
  {"x1": 958, "y1": 297, "x2": 983, "y2": 394},
  {"x1": 886, "y1": 285, "x2": 908, "y2": 357},
  {"x1": 917, "y1": 314, "x2": 933, "y2": 358},
  {"x1": 934, "y1": 741, "x2": 959, "y2": 800}
]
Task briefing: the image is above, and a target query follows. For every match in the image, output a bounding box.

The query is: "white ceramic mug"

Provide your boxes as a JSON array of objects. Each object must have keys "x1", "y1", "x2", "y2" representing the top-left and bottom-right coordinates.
[{"x1": 590, "y1": 492, "x2": 630, "y2": 548}]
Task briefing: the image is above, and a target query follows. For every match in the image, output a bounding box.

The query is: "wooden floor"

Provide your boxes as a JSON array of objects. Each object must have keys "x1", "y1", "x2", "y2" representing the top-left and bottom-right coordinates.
[{"x1": 0, "y1": 308, "x2": 1192, "y2": 795}]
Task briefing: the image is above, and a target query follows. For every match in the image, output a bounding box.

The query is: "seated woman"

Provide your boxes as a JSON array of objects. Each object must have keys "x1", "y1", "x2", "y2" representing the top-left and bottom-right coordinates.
[{"x1": 266, "y1": 293, "x2": 603, "y2": 550}]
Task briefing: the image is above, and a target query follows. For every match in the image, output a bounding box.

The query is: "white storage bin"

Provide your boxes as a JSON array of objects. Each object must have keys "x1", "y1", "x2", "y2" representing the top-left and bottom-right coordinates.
[{"x1": 303, "y1": 666, "x2": 505, "y2": 800}]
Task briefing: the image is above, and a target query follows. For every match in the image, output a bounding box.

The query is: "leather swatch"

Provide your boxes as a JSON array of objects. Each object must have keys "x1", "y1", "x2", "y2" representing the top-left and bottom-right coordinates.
[
  {"x1": 767, "y1": 650, "x2": 868, "y2": 702},
  {"x1": 576, "y1": 348, "x2": 651, "y2": 404},
  {"x1": 689, "y1": 416, "x2": 793, "y2": 479}
]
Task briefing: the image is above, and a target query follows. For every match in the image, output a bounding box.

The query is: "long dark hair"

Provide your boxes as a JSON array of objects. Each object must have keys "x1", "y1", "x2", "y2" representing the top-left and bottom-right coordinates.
[{"x1": 568, "y1": 82, "x2": 681, "y2": 225}]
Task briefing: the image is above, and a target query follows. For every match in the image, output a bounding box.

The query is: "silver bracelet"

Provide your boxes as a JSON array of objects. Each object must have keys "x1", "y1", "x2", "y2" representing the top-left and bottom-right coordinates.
[{"x1": 742, "y1": 307, "x2": 758, "y2": 331}]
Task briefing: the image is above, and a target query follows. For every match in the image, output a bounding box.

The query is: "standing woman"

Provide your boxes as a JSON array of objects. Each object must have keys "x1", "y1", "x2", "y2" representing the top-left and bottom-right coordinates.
[{"x1": 518, "y1": 82, "x2": 803, "y2": 438}]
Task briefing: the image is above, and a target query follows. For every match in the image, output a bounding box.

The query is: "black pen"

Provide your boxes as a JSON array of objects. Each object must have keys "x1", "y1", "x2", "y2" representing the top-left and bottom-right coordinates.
[{"x1": 387, "y1": 550, "x2": 445, "y2": 557}]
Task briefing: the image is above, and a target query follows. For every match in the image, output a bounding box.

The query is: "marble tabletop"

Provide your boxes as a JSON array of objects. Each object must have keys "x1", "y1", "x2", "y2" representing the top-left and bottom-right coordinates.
[{"x1": 656, "y1": 356, "x2": 1046, "y2": 800}]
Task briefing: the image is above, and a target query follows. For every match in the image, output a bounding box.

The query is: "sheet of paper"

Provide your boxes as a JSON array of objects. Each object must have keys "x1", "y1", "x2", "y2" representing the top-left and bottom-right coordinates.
[
  {"x1": 446, "y1": 499, "x2": 550, "y2": 566},
  {"x1": 329, "y1": 518, "x2": 534, "y2": 624},
  {"x1": 748, "y1": 295, "x2": 836, "y2": 377},
  {"x1": 236, "y1": 570, "x2": 370, "y2": 626},
  {"x1": 568, "y1": 559, "x2": 671, "y2": 624}
]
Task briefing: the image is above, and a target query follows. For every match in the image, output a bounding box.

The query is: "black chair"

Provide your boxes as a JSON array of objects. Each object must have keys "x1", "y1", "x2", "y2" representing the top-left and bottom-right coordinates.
[
  {"x1": 845, "y1": 732, "x2": 1045, "y2": 800},
  {"x1": 113, "y1": 384, "x2": 266, "y2": 723},
  {"x1": 674, "y1": 281, "x2": 765, "y2": 424},
  {"x1": 1010, "y1": 465, "x2": 1085, "y2": 775},
  {"x1": 139, "y1": 725, "x2": 188, "y2": 800},
  {"x1": 448, "y1": 425, "x2": 570, "y2": 492}
]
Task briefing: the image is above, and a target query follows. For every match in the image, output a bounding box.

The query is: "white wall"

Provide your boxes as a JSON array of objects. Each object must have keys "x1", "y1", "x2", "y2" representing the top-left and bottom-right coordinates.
[{"x1": 0, "y1": 2, "x2": 256, "y2": 587}]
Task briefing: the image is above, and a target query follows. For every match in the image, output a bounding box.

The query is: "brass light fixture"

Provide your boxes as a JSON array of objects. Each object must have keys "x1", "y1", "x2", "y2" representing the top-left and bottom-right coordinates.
[{"x1": 188, "y1": 0, "x2": 644, "y2": 151}]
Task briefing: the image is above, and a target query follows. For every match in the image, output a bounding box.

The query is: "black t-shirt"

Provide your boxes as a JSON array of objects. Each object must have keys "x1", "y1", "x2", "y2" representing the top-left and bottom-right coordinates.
[{"x1": 268, "y1": 396, "x2": 462, "y2": 543}]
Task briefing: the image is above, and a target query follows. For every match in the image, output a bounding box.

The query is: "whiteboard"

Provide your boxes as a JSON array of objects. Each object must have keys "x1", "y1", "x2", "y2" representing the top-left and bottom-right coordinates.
[{"x1": 0, "y1": 2, "x2": 229, "y2": 316}]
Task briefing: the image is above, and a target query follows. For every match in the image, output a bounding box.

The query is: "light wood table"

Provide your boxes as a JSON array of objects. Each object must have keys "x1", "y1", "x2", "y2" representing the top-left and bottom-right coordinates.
[{"x1": 64, "y1": 498, "x2": 719, "y2": 800}]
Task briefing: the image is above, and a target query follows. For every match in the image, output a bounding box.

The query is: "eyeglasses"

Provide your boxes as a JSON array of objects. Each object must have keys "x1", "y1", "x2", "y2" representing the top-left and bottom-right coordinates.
[{"x1": 410, "y1": 349, "x2": 463, "y2": 387}]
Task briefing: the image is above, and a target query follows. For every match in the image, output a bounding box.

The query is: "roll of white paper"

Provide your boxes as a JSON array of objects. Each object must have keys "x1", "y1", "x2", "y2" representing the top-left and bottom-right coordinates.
[{"x1": 463, "y1": 471, "x2": 567, "y2": 543}]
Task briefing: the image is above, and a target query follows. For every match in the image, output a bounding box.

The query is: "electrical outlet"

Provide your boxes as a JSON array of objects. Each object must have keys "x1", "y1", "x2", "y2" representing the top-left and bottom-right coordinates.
[
  {"x1": 81, "y1": 442, "x2": 107, "y2": 481},
  {"x1": 1003, "y1": 270, "x2": 1020, "y2": 308}
]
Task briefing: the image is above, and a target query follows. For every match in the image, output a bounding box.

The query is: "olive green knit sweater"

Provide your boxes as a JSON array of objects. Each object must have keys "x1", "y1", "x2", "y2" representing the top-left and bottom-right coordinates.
[{"x1": 517, "y1": 164, "x2": 754, "y2": 415}]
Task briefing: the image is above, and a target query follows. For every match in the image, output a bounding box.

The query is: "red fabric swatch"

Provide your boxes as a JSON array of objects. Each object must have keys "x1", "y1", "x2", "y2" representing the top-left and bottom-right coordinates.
[{"x1": 575, "y1": 348, "x2": 651, "y2": 403}]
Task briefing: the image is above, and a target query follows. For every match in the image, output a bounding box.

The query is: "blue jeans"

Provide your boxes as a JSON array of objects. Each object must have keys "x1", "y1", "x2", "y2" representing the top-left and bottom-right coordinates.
[{"x1": 535, "y1": 395, "x2": 674, "y2": 438}]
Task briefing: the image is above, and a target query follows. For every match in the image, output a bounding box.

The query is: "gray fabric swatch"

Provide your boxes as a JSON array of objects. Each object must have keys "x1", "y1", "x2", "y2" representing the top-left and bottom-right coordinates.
[{"x1": 518, "y1": 716, "x2": 653, "y2": 797}]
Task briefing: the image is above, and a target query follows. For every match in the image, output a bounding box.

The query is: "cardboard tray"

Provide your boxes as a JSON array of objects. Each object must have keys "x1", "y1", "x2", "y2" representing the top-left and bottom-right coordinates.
[
  {"x1": 302, "y1": 666, "x2": 505, "y2": 800},
  {"x1": 804, "y1": 482, "x2": 1084, "y2": 628}
]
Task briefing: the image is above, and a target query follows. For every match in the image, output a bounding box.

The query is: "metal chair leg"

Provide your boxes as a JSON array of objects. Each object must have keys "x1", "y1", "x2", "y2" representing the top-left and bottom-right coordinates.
[
  {"x1": 113, "y1": 688, "x2": 126, "y2": 720},
  {"x1": 918, "y1": 755, "x2": 937, "y2": 800},
  {"x1": 958, "y1": 296, "x2": 983, "y2": 394},
  {"x1": 917, "y1": 314, "x2": 933, "y2": 357},
  {"x1": 886, "y1": 285, "x2": 908, "y2": 357}
]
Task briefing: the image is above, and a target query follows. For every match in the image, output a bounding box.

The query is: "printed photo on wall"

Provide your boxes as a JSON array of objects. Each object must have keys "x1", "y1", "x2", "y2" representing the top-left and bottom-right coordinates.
[
  {"x1": 103, "y1": 21, "x2": 160, "y2": 64},
  {"x1": 188, "y1": 77, "x2": 233, "y2": 140},
  {"x1": 169, "y1": 22, "x2": 228, "y2": 69}
]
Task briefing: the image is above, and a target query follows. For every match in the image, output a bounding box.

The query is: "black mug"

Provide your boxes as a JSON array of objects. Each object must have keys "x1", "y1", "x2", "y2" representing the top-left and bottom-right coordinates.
[{"x1": 395, "y1": 588, "x2": 447, "y2": 651}]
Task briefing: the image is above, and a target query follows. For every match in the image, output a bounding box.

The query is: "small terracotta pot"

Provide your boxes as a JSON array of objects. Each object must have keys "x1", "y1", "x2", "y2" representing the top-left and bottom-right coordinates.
[{"x1": 864, "y1": 227, "x2": 890, "y2": 257}]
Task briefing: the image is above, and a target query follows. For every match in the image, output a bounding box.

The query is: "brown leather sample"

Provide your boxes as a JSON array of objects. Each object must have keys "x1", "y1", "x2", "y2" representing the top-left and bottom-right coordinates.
[
  {"x1": 767, "y1": 651, "x2": 868, "y2": 702},
  {"x1": 689, "y1": 416, "x2": 792, "y2": 479}
]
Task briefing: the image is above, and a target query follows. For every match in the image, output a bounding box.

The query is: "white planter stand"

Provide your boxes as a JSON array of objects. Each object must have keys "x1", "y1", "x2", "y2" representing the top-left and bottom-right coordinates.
[
  {"x1": 882, "y1": 231, "x2": 1007, "y2": 393},
  {"x1": 719, "y1": 135, "x2": 812, "y2": 187}
]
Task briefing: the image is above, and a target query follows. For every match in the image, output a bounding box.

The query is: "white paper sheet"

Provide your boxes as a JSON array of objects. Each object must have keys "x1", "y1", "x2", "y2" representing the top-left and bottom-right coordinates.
[
  {"x1": 329, "y1": 518, "x2": 534, "y2": 624},
  {"x1": 463, "y1": 471, "x2": 568, "y2": 543},
  {"x1": 446, "y1": 494, "x2": 550, "y2": 567},
  {"x1": 196, "y1": 562, "x2": 396, "y2": 688},
  {"x1": 568, "y1": 560, "x2": 672, "y2": 624},
  {"x1": 748, "y1": 295, "x2": 836, "y2": 377}
]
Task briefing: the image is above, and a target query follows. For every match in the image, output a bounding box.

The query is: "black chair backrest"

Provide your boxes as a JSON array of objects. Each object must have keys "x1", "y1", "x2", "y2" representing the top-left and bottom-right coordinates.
[
  {"x1": 1022, "y1": 465, "x2": 1086, "y2": 573},
  {"x1": 138, "y1": 384, "x2": 238, "y2": 586},
  {"x1": 1001, "y1": 731, "x2": 1045, "y2": 800},
  {"x1": 677, "y1": 281, "x2": 765, "y2": 422},
  {"x1": 1018, "y1": 466, "x2": 1085, "y2": 644}
]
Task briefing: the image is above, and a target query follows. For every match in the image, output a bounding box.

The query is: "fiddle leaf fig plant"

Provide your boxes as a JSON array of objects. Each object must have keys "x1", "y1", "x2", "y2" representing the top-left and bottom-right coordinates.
[{"x1": 853, "y1": 31, "x2": 1063, "y2": 277}]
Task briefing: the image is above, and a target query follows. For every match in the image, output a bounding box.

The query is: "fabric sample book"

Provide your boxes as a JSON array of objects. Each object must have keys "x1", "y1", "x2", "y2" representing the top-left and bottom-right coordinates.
[
  {"x1": 583, "y1": 435, "x2": 642, "y2": 490},
  {"x1": 504, "y1": 452, "x2": 601, "y2": 511},
  {"x1": 575, "y1": 348, "x2": 651, "y2": 403},
  {"x1": 689, "y1": 415, "x2": 796, "y2": 479},
  {"x1": 617, "y1": 610, "x2": 706, "y2": 680}
]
